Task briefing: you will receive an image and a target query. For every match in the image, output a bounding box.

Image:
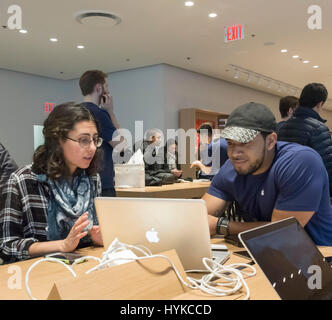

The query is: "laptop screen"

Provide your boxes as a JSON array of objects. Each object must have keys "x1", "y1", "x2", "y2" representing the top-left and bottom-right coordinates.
[{"x1": 239, "y1": 218, "x2": 332, "y2": 300}]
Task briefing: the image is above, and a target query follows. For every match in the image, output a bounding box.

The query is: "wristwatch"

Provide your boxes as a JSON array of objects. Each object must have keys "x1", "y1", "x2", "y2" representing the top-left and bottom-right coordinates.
[{"x1": 216, "y1": 216, "x2": 230, "y2": 236}]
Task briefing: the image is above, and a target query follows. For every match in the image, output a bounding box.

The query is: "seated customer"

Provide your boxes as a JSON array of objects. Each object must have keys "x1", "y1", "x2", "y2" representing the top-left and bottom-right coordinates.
[
  {"x1": 138, "y1": 129, "x2": 176, "y2": 186},
  {"x1": 191, "y1": 123, "x2": 228, "y2": 179},
  {"x1": 157, "y1": 139, "x2": 182, "y2": 178},
  {"x1": 0, "y1": 143, "x2": 18, "y2": 192},
  {"x1": 191, "y1": 138, "x2": 228, "y2": 179},
  {"x1": 0, "y1": 103, "x2": 104, "y2": 263},
  {"x1": 203, "y1": 102, "x2": 332, "y2": 246}
]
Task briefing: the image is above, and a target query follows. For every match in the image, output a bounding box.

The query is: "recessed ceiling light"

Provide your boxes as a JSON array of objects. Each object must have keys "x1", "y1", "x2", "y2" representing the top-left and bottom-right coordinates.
[
  {"x1": 292, "y1": 55, "x2": 299, "y2": 59},
  {"x1": 303, "y1": 60, "x2": 310, "y2": 64},
  {"x1": 50, "y1": 38, "x2": 58, "y2": 42},
  {"x1": 208, "y1": 13, "x2": 217, "y2": 18},
  {"x1": 313, "y1": 65, "x2": 319, "y2": 69},
  {"x1": 77, "y1": 45, "x2": 85, "y2": 49},
  {"x1": 19, "y1": 29, "x2": 28, "y2": 34},
  {"x1": 281, "y1": 49, "x2": 287, "y2": 53},
  {"x1": 185, "y1": 1, "x2": 194, "y2": 7}
]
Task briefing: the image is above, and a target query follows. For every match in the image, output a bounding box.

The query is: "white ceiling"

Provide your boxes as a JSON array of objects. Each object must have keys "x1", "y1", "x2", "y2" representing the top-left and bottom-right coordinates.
[{"x1": 1, "y1": 0, "x2": 332, "y2": 106}]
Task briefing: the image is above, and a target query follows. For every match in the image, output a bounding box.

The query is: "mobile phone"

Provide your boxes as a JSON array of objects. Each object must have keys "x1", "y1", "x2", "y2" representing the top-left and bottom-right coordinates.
[
  {"x1": 101, "y1": 95, "x2": 106, "y2": 104},
  {"x1": 44, "y1": 252, "x2": 87, "y2": 265},
  {"x1": 233, "y1": 250, "x2": 253, "y2": 261}
]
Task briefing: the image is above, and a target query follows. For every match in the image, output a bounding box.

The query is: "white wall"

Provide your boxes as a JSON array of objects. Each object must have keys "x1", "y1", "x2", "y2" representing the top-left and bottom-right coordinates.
[
  {"x1": 2, "y1": 64, "x2": 332, "y2": 166},
  {"x1": 161, "y1": 64, "x2": 281, "y2": 131},
  {"x1": 0, "y1": 69, "x2": 78, "y2": 166}
]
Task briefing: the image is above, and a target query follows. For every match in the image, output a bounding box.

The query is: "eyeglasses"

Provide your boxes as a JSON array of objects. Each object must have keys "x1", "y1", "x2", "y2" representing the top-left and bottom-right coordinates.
[{"x1": 66, "y1": 136, "x2": 103, "y2": 148}]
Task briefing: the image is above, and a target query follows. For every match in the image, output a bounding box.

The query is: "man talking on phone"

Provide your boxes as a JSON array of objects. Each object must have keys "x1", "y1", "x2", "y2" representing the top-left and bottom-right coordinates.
[{"x1": 79, "y1": 70, "x2": 122, "y2": 197}]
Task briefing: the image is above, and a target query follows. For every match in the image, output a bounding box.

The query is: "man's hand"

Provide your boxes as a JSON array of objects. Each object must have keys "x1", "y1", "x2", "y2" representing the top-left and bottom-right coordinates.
[
  {"x1": 208, "y1": 215, "x2": 218, "y2": 237},
  {"x1": 101, "y1": 94, "x2": 114, "y2": 114},
  {"x1": 59, "y1": 212, "x2": 89, "y2": 253},
  {"x1": 190, "y1": 160, "x2": 203, "y2": 170},
  {"x1": 171, "y1": 169, "x2": 183, "y2": 178}
]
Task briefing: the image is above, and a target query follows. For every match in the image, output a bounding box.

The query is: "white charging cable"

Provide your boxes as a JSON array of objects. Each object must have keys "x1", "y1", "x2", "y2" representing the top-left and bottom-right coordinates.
[
  {"x1": 25, "y1": 257, "x2": 77, "y2": 300},
  {"x1": 25, "y1": 239, "x2": 256, "y2": 300}
]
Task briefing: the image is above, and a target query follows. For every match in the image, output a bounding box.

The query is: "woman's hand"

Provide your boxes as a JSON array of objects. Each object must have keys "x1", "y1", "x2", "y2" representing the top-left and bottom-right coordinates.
[
  {"x1": 60, "y1": 212, "x2": 90, "y2": 252},
  {"x1": 90, "y1": 226, "x2": 104, "y2": 247}
]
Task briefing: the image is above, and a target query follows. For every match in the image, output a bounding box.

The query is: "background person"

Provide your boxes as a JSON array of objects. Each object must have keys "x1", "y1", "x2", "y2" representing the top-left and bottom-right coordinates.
[
  {"x1": 276, "y1": 96, "x2": 299, "y2": 132},
  {"x1": 278, "y1": 83, "x2": 332, "y2": 196},
  {"x1": 157, "y1": 138, "x2": 182, "y2": 178},
  {"x1": 191, "y1": 123, "x2": 228, "y2": 180},
  {"x1": 0, "y1": 143, "x2": 18, "y2": 192},
  {"x1": 0, "y1": 103, "x2": 103, "y2": 263},
  {"x1": 80, "y1": 70, "x2": 123, "y2": 197}
]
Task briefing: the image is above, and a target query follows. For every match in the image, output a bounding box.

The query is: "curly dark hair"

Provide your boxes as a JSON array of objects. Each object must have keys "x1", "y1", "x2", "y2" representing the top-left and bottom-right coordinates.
[{"x1": 32, "y1": 102, "x2": 103, "y2": 180}]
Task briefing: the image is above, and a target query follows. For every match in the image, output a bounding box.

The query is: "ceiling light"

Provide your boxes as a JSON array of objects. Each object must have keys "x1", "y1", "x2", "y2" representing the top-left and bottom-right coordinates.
[
  {"x1": 292, "y1": 55, "x2": 299, "y2": 59},
  {"x1": 281, "y1": 49, "x2": 287, "y2": 53},
  {"x1": 303, "y1": 60, "x2": 310, "y2": 64},
  {"x1": 50, "y1": 38, "x2": 58, "y2": 42},
  {"x1": 77, "y1": 45, "x2": 85, "y2": 49},
  {"x1": 208, "y1": 13, "x2": 217, "y2": 18},
  {"x1": 185, "y1": 1, "x2": 194, "y2": 6},
  {"x1": 313, "y1": 65, "x2": 319, "y2": 69},
  {"x1": 19, "y1": 29, "x2": 28, "y2": 34}
]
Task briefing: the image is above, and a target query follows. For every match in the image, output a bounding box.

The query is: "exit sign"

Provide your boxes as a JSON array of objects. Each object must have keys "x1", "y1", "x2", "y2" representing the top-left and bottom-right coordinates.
[
  {"x1": 224, "y1": 24, "x2": 244, "y2": 43},
  {"x1": 44, "y1": 102, "x2": 55, "y2": 112}
]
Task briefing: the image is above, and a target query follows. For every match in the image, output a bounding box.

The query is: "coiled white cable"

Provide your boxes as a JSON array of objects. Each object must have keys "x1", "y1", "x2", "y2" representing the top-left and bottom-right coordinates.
[
  {"x1": 25, "y1": 257, "x2": 77, "y2": 300},
  {"x1": 25, "y1": 238, "x2": 256, "y2": 300}
]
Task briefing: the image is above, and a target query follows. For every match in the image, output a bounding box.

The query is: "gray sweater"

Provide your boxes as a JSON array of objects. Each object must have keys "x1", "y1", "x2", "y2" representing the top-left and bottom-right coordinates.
[{"x1": 0, "y1": 143, "x2": 18, "y2": 191}]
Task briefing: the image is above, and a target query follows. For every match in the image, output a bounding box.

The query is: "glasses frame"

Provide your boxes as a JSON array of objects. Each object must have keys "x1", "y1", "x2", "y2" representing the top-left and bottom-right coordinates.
[{"x1": 66, "y1": 136, "x2": 103, "y2": 148}]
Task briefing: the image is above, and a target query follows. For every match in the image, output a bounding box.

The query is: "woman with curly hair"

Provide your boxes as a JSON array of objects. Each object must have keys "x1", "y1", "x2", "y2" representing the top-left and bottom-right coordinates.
[{"x1": 0, "y1": 103, "x2": 104, "y2": 263}]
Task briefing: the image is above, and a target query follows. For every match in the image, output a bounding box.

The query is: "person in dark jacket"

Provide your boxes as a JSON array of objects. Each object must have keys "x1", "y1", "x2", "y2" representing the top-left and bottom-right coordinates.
[
  {"x1": 157, "y1": 138, "x2": 182, "y2": 178},
  {"x1": 278, "y1": 83, "x2": 332, "y2": 195},
  {"x1": 137, "y1": 129, "x2": 176, "y2": 186},
  {"x1": 0, "y1": 143, "x2": 18, "y2": 192},
  {"x1": 276, "y1": 96, "x2": 299, "y2": 133}
]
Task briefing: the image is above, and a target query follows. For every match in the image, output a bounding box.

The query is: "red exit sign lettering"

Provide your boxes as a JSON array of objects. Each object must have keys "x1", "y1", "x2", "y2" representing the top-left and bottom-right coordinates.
[
  {"x1": 224, "y1": 24, "x2": 244, "y2": 43},
  {"x1": 44, "y1": 102, "x2": 55, "y2": 112}
]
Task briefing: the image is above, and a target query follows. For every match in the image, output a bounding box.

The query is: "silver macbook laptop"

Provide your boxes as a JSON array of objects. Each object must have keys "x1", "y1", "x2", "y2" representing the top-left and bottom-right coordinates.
[
  {"x1": 239, "y1": 217, "x2": 332, "y2": 300},
  {"x1": 94, "y1": 197, "x2": 218, "y2": 270}
]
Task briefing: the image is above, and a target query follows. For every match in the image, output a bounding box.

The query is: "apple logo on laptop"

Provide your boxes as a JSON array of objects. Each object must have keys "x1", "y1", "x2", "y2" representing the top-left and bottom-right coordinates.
[{"x1": 146, "y1": 228, "x2": 160, "y2": 243}]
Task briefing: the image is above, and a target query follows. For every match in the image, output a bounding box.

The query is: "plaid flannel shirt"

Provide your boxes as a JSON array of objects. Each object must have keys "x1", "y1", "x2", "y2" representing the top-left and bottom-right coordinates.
[{"x1": 0, "y1": 164, "x2": 101, "y2": 263}]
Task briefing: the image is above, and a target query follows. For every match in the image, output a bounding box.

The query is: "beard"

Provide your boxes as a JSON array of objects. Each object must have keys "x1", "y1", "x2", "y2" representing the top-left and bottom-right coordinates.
[{"x1": 232, "y1": 143, "x2": 266, "y2": 175}]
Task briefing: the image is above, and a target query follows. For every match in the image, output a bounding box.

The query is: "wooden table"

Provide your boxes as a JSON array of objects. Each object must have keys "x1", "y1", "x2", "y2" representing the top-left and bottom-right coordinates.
[
  {"x1": 2, "y1": 239, "x2": 331, "y2": 300},
  {"x1": 115, "y1": 181, "x2": 211, "y2": 199}
]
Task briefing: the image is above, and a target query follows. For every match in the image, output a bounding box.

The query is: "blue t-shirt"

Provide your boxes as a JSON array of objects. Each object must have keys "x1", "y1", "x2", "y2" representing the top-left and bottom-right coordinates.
[
  {"x1": 83, "y1": 102, "x2": 117, "y2": 190},
  {"x1": 200, "y1": 138, "x2": 228, "y2": 179},
  {"x1": 208, "y1": 141, "x2": 332, "y2": 246}
]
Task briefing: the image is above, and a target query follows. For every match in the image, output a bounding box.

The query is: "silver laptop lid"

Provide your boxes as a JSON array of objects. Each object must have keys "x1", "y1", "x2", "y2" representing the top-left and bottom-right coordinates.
[{"x1": 94, "y1": 197, "x2": 212, "y2": 270}]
